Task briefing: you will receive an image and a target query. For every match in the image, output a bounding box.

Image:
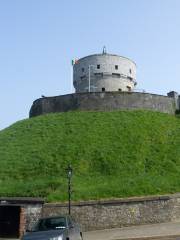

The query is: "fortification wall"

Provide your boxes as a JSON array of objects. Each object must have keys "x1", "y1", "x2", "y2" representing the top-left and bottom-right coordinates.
[{"x1": 29, "y1": 92, "x2": 176, "y2": 117}]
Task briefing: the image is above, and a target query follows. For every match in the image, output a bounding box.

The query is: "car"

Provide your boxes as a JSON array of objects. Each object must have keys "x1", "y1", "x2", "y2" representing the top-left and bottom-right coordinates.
[{"x1": 22, "y1": 215, "x2": 83, "y2": 240}]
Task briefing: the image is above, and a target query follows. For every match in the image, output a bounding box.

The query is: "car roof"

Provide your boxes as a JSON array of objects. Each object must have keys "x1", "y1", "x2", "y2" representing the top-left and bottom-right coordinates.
[{"x1": 39, "y1": 215, "x2": 71, "y2": 220}]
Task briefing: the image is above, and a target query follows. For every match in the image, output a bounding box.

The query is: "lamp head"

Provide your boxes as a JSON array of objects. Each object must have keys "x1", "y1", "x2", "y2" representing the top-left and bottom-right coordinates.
[{"x1": 67, "y1": 165, "x2": 72, "y2": 178}]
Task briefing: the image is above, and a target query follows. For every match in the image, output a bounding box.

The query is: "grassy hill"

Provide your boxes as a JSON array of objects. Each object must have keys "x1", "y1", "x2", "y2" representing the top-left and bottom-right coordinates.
[{"x1": 0, "y1": 110, "x2": 180, "y2": 202}]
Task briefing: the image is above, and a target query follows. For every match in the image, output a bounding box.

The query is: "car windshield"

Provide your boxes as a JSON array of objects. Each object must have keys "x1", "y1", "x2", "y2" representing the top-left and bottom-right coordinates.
[{"x1": 33, "y1": 217, "x2": 66, "y2": 231}]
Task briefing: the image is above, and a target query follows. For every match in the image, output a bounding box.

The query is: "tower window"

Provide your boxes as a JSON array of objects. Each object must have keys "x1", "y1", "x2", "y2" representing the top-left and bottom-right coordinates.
[
  {"x1": 112, "y1": 73, "x2": 120, "y2": 77},
  {"x1": 129, "y1": 69, "x2": 132, "y2": 74},
  {"x1": 118, "y1": 88, "x2": 122, "y2": 91},
  {"x1": 102, "y1": 87, "x2": 105, "y2": 92},
  {"x1": 127, "y1": 76, "x2": 133, "y2": 81},
  {"x1": 82, "y1": 68, "x2": 84, "y2": 72},
  {"x1": 115, "y1": 65, "x2": 118, "y2": 70},
  {"x1": 97, "y1": 64, "x2": 100, "y2": 69},
  {"x1": 94, "y1": 72, "x2": 103, "y2": 77},
  {"x1": 80, "y1": 75, "x2": 86, "y2": 80}
]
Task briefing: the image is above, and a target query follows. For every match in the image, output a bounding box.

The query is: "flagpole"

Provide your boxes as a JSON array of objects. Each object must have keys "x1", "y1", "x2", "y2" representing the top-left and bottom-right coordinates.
[
  {"x1": 71, "y1": 64, "x2": 73, "y2": 93},
  {"x1": 71, "y1": 60, "x2": 74, "y2": 93},
  {"x1": 88, "y1": 65, "x2": 91, "y2": 92}
]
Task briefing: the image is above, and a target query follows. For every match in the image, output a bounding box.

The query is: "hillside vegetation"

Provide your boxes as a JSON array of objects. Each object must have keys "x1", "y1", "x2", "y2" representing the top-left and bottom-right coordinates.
[{"x1": 0, "y1": 110, "x2": 180, "y2": 202}]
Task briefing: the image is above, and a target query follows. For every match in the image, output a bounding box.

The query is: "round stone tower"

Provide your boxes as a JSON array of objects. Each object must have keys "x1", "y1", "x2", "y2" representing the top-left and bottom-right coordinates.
[{"x1": 73, "y1": 49, "x2": 137, "y2": 93}]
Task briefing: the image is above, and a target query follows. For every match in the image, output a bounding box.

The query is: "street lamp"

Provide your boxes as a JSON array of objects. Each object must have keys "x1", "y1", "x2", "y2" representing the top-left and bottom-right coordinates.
[
  {"x1": 88, "y1": 65, "x2": 95, "y2": 92},
  {"x1": 66, "y1": 164, "x2": 73, "y2": 215}
]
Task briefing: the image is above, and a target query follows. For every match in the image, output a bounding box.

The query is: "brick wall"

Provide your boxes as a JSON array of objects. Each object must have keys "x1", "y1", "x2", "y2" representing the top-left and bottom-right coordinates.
[{"x1": 19, "y1": 207, "x2": 26, "y2": 238}]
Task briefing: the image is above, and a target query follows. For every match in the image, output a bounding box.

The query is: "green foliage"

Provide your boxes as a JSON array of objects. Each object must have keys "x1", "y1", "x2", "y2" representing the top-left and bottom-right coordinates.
[{"x1": 0, "y1": 110, "x2": 180, "y2": 202}]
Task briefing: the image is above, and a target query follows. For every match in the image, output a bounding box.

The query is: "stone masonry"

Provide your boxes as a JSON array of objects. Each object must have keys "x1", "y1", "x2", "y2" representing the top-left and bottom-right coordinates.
[
  {"x1": 29, "y1": 91, "x2": 177, "y2": 117},
  {"x1": 24, "y1": 204, "x2": 43, "y2": 231},
  {"x1": 42, "y1": 194, "x2": 180, "y2": 232},
  {"x1": 73, "y1": 53, "x2": 137, "y2": 92}
]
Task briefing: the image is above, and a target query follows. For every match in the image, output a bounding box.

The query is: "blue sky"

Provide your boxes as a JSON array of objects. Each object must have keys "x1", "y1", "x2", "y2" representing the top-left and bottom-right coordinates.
[{"x1": 1, "y1": 0, "x2": 180, "y2": 130}]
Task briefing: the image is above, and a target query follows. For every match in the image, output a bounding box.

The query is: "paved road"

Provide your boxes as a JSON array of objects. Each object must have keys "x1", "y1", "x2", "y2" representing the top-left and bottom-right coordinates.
[
  {"x1": 1, "y1": 222, "x2": 180, "y2": 240},
  {"x1": 84, "y1": 221, "x2": 180, "y2": 240}
]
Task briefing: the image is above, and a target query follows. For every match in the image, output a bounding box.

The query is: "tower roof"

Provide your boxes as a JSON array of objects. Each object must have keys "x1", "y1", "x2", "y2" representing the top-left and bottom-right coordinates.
[{"x1": 78, "y1": 53, "x2": 136, "y2": 66}]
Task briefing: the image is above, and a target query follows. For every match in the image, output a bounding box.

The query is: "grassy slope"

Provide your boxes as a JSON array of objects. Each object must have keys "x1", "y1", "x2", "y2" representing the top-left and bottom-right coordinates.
[{"x1": 0, "y1": 110, "x2": 180, "y2": 202}]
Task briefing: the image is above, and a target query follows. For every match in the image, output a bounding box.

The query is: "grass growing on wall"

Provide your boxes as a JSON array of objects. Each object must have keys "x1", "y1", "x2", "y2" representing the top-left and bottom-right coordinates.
[{"x1": 0, "y1": 110, "x2": 180, "y2": 202}]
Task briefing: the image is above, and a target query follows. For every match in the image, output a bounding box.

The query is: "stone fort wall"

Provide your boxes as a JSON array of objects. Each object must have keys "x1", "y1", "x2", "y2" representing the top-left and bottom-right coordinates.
[{"x1": 29, "y1": 92, "x2": 176, "y2": 117}]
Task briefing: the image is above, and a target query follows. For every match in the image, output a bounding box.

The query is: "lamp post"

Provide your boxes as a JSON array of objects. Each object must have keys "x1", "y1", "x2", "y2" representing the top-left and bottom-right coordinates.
[
  {"x1": 88, "y1": 65, "x2": 95, "y2": 92},
  {"x1": 66, "y1": 164, "x2": 73, "y2": 215}
]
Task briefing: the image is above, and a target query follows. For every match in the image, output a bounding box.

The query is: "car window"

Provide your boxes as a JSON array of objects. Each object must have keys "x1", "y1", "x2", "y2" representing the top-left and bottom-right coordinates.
[{"x1": 34, "y1": 217, "x2": 66, "y2": 231}]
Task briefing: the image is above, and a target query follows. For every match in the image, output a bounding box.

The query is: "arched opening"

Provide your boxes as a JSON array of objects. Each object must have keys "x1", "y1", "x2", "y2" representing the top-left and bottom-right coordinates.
[{"x1": 127, "y1": 86, "x2": 131, "y2": 92}]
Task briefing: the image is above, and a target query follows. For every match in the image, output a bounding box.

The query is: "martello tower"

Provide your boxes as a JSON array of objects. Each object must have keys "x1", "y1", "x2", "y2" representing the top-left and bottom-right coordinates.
[
  {"x1": 30, "y1": 48, "x2": 180, "y2": 118},
  {"x1": 73, "y1": 48, "x2": 137, "y2": 93}
]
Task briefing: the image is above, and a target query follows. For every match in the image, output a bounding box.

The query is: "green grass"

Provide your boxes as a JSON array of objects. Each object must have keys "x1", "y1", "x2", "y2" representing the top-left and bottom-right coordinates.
[{"x1": 0, "y1": 110, "x2": 180, "y2": 202}]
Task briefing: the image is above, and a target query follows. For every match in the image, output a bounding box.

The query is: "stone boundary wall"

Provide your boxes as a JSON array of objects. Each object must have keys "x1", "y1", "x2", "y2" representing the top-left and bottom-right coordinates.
[
  {"x1": 29, "y1": 92, "x2": 176, "y2": 117},
  {"x1": 42, "y1": 194, "x2": 180, "y2": 231},
  {"x1": 24, "y1": 204, "x2": 43, "y2": 231}
]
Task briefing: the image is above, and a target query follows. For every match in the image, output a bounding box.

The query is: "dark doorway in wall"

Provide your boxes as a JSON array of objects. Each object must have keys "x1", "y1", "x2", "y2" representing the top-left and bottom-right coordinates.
[
  {"x1": 0, "y1": 206, "x2": 20, "y2": 238},
  {"x1": 127, "y1": 86, "x2": 131, "y2": 92},
  {"x1": 102, "y1": 88, "x2": 105, "y2": 92}
]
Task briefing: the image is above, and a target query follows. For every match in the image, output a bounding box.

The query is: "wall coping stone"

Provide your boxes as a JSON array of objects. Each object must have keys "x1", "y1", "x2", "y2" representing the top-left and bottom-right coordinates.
[
  {"x1": 0, "y1": 197, "x2": 44, "y2": 205},
  {"x1": 43, "y1": 194, "x2": 180, "y2": 208},
  {"x1": 32, "y1": 91, "x2": 171, "y2": 105}
]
